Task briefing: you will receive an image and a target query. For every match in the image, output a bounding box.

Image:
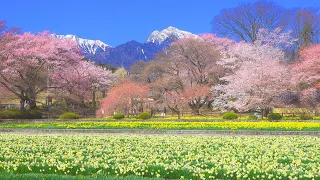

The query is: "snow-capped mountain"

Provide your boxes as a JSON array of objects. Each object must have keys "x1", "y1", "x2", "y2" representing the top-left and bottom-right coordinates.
[
  {"x1": 103, "y1": 26, "x2": 197, "y2": 68},
  {"x1": 146, "y1": 26, "x2": 197, "y2": 44},
  {"x1": 58, "y1": 26, "x2": 196, "y2": 68},
  {"x1": 56, "y1": 34, "x2": 111, "y2": 55}
]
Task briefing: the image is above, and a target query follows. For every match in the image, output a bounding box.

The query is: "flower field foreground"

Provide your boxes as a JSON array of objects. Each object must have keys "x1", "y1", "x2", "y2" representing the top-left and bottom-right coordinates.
[
  {"x1": 0, "y1": 135, "x2": 319, "y2": 179},
  {"x1": 2, "y1": 121, "x2": 320, "y2": 131}
]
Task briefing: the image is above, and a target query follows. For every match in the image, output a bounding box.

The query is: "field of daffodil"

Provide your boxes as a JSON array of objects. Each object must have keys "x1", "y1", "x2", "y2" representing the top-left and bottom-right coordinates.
[
  {"x1": 1, "y1": 121, "x2": 320, "y2": 131},
  {"x1": 0, "y1": 134, "x2": 319, "y2": 179}
]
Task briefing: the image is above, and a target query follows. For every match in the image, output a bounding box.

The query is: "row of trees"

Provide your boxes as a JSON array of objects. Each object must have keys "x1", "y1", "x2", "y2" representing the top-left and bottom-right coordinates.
[
  {"x1": 97, "y1": 28, "x2": 320, "y2": 118},
  {"x1": 97, "y1": 1, "x2": 320, "y2": 118},
  {"x1": 0, "y1": 21, "x2": 114, "y2": 111}
]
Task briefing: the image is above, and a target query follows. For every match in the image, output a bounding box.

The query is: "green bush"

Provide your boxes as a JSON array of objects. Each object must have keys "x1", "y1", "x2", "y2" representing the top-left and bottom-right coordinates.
[
  {"x1": 0, "y1": 110, "x2": 19, "y2": 119},
  {"x1": 23, "y1": 109, "x2": 42, "y2": 119},
  {"x1": 267, "y1": 113, "x2": 282, "y2": 120},
  {"x1": 222, "y1": 112, "x2": 238, "y2": 120},
  {"x1": 248, "y1": 115, "x2": 257, "y2": 120},
  {"x1": 300, "y1": 114, "x2": 314, "y2": 120},
  {"x1": 137, "y1": 112, "x2": 152, "y2": 120},
  {"x1": 0, "y1": 109, "x2": 42, "y2": 119},
  {"x1": 59, "y1": 112, "x2": 80, "y2": 120},
  {"x1": 112, "y1": 113, "x2": 125, "y2": 119},
  {"x1": 313, "y1": 116, "x2": 320, "y2": 120}
]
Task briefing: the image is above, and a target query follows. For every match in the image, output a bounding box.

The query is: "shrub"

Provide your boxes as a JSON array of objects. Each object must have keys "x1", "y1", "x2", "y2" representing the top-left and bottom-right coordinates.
[
  {"x1": 59, "y1": 112, "x2": 80, "y2": 120},
  {"x1": 248, "y1": 115, "x2": 257, "y2": 120},
  {"x1": 300, "y1": 114, "x2": 313, "y2": 120},
  {"x1": 112, "y1": 113, "x2": 125, "y2": 119},
  {"x1": 0, "y1": 109, "x2": 42, "y2": 119},
  {"x1": 0, "y1": 109, "x2": 20, "y2": 119},
  {"x1": 22, "y1": 109, "x2": 43, "y2": 119},
  {"x1": 267, "y1": 113, "x2": 282, "y2": 120},
  {"x1": 222, "y1": 112, "x2": 238, "y2": 120},
  {"x1": 137, "y1": 112, "x2": 152, "y2": 120},
  {"x1": 313, "y1": 116, "x2": 320, "y2": 120}
]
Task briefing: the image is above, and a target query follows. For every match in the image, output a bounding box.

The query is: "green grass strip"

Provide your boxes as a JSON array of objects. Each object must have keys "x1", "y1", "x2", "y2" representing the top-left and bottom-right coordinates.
[{"x1": 1, "y1": 121, "x2": 320, "y2": 131}]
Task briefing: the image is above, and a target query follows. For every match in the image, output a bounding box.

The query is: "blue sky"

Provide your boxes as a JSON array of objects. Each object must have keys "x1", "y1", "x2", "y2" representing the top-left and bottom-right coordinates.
[{"x1": 1, "y1": 0, "x2": 320, "y2": 46}]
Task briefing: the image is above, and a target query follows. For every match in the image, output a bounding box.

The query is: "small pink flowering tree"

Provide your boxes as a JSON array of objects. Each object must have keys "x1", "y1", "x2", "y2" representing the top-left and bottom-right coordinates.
[
  {"x1": 97, "y1": 79, "x2": 148, "y2": 117},
  {"x1": 293, "y1": 44, "x2": 320, "y2": 113}
]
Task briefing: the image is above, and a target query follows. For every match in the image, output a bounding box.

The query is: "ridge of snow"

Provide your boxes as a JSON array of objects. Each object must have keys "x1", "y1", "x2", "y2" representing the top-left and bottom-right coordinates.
[
  {"x1": 146, "y1": 26, "x2": 197, "y2": 44},
  {"x1": 56, "y1": 34, "x2": 111, "y2": 54}
]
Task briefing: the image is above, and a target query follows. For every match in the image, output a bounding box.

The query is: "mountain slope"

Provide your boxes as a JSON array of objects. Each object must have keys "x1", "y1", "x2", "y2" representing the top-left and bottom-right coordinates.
[
  {"x1": 147, "y1": 26, "x2": 196, "y2": 44},
  {"x1": 59, "y1": 26, "x2": 197, "y2": 68},
  {"x1": 56, "y1": 34, "x2": 111, "y2": 55}
]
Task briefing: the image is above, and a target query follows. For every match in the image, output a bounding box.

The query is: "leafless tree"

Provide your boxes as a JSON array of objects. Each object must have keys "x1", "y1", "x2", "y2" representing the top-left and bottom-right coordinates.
[
  {"x1": 130, "y1": 60, "x2": 146, "y2": 82},
  {"x1": 212, "y1": 1, "x2": 289, "y2": 43},
  {"x1": 145, "y1": 35, "x2": 229, "y2": 114},
  {"x1": 291, "y1": 8, "x2": 320, "y2": 47}
]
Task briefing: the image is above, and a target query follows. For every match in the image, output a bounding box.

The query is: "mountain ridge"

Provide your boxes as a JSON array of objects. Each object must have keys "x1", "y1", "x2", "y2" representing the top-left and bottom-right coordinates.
[{"x1": 57, "y1": 26, "x2": 197, "y2": 68}]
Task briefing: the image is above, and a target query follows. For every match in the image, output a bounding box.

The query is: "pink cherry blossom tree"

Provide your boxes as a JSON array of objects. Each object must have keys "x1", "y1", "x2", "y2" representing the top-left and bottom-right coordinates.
[
  {"x1": 0, "y1": 31, "x2": 83, "y2": 109},
  {"x1": 217, "y1": 59, "x2": 292, "y2": 117},
  {"x1": 52, "y1": 60, "x2": 114, "y2": 108},
  {"x1": 164, "y1": 84, "x2": 212, "y2": 118},
  {"x1": 215, "y1": 29, "x2": 295, "y2": 117},
  {"x1": 292, "y1": 44, "x2": 320, "y2": 113},
  {"x1": 97, "y1": 79, "x2": 148, "y2": 117}
]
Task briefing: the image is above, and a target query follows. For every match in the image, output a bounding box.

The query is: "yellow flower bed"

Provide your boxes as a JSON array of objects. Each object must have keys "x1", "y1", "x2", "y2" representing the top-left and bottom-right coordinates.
[
  {"x1": 2, "y1": 121, "x2": 320, "y2": 131},
  {"x1": 0, "y1": 134, "x2": 319, "y2": 179}
]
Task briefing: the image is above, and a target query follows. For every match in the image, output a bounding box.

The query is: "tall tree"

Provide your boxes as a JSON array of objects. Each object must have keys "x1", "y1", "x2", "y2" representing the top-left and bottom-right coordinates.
[
  {"x1": 52, "y1": 60, "x2": 113, "y2": 108},
  {"x1": 217, "y1": 54, "x2": 292, "y2": 117},
  {"x1": 113, "y1": 67, "x2": 128, "y2": 82},
  {"x1": 130, "y1": 60, "x2": 146, "y2": 82},
  {"x1": 291, "y1": 8, "x2": 320, "y2": 47},
  {"x1": 212, "y1": 1, "x2": 289, "y2": 43},
  {"x1": 215, "y1": 29, "x2": 294, "y2": 117},
  {"x1": 151, "y1": 34, "x2": 232, "y2": 114},
  {"x1": 0, "y1": 31, "x2": 83, "y2": 109}
]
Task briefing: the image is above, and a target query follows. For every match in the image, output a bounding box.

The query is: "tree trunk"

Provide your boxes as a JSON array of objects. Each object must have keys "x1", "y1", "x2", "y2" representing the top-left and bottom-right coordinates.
[
  {"x1": 101, "y1": 90, "x2": 106, "y2": 98},
  {"x1": 29, "y1": 98, "x2": 37, "y2": 110},
  {"x1": 20, "y1": 99, "x2": 25, "y2": 111},
  {"x1": 26, "y1": 86, "x2": 37, "y2": 109},
  {"x1": 188, "y1": 97, "x2": 207, "y2": 115},
  {"x1": 262, "y1": 107, "x2": 272, "y2": 118},
  {"x1": 193, "y1": 108, "x2": 200, "y2": 115},
  {"x1": 92, "y1": 90, "x2": 96, "y2": 108},
  {"x1": 124, "y1": 106, "x2": 129, "y2": 118},
  {"x1": 177, "y1": 111, "x2": 181, "y2": 119},
  {"x1": 313, "y1": 108, "x2": 318, "y2": 116}
]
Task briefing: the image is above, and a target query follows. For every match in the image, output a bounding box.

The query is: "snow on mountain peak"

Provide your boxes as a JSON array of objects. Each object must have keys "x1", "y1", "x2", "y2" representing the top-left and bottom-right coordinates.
[
  {"x1": 56, "y1": 34, "x2": 111, "y2": 54},
  {"x1": 146, "y1": 26, "x2": 197, "y2": 44}
]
